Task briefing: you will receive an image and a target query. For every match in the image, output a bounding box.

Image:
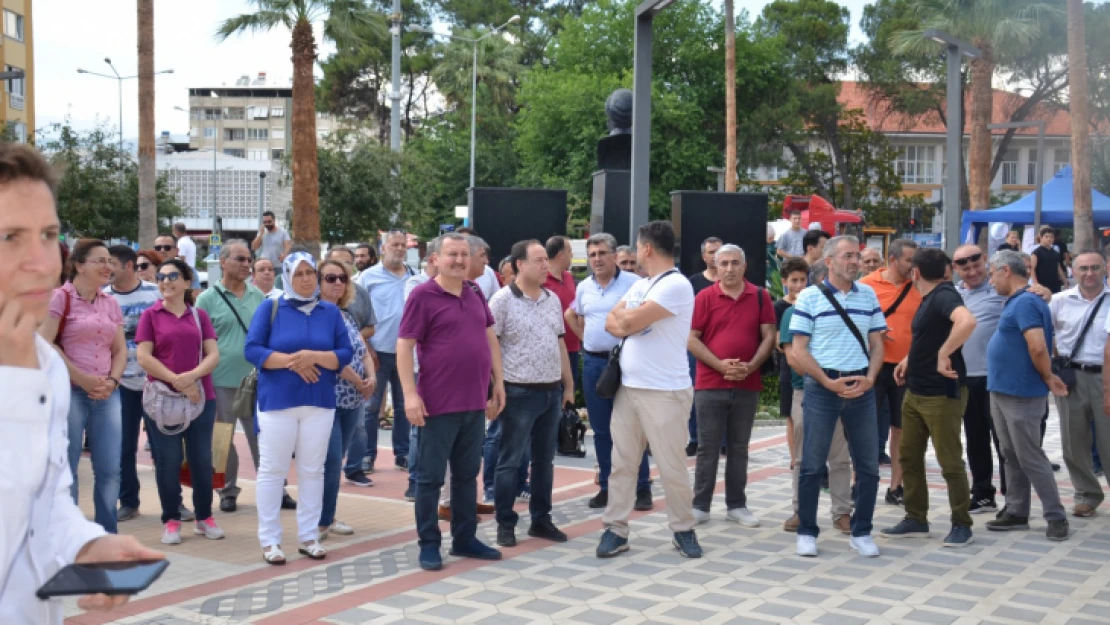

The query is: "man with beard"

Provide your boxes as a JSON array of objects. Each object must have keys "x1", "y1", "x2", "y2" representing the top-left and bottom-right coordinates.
[
  {"x1": 354, "y1": 243, "x2": 377, "y2": 279},
  {"x1": 252, "y1": 211, "x2": 291, "y2": 266}
]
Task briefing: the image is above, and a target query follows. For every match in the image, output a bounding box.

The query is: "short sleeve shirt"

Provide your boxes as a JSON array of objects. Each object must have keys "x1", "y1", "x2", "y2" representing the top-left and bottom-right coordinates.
[
  {"x1": 859, "y1": 270, "x2": 921, "y2": 364},
  {"x1": 195, "y1": 283, "x2": 265, "y2": 388},
  {"x1": 490, "y1": 283, "x2": 565, "y2": 385},
  {"x1": 906, "y1": 282, "x2": 967, "y2": 396},
  {"x1": 691, "y1": 281, "x2": 775, "y2": 391},
  {"x1": 987, "y1": 290, "x2": 1053, "y2": 397},
  {"x1": 135, "y1": 302, "x2": 218, "y2": 400},
  {"x1": 260, "y1": 228, "x2": 290, "y2": 264},
  {"x1": 789, "y1": 280, "x2": 887, "y2": 372},
  {"x1": 573, "y1": 270, "x2": 638, "y2": 353},
  {"x1": 104, "y1": 281, "x2": 161, "y2": 391},
  {"x1": 543, "y1": 270, "x2": 580, "y2": 353},
  {"x1": 779, "y1": 306, "x2": 804, "y2": 390},
  {"x1": 619, "y1": 271, "x2": 695, "y2": 391},
  {"x1": 399, "y1": 279, "x2": 494, "y2": 417},
  {"x1": 49, "y1": 282, "x2": 123, "y2": 378},
  {"x1": 335, "y1": 311, "x2": 368, "y2": 410},
  {"x1": 177, "y1": 236, "x2": 197, "y2": 268},
  {"x1": 776, "y1": 228, "x2": 805, "y2": 256},
  {"x1": 688, "y1": 272, "x2": 715, "y2": 295}
]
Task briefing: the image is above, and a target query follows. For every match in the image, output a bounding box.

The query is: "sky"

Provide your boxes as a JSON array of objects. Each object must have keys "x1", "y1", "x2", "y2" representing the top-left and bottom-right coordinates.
[{"x1": 33, "y1": 0, "x2": 871, "y2": 142}]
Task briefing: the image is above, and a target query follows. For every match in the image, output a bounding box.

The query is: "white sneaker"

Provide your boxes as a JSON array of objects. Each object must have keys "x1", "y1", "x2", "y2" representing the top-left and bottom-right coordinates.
[
  {"x1": 796, "y1": 535, "x2": 817, "y2": 557},
  {"x1": 162, "y1": 520, "x2": 182, "y2": 545},
  {"x1": 328, "y1": 520, "x2": 354, "y2": 536},
  {"x1": 726, "y1": 507, "x2": 761, "y2": 528},
  {"x1": 850, "y1": 535, "x2": 881, "y2": 558},
  {"x1": 194, "y1": 518, "x2": 225, "y2": 540},
  {"x1": 692, "y1": 508, "x2": 711, "y2": 524}
]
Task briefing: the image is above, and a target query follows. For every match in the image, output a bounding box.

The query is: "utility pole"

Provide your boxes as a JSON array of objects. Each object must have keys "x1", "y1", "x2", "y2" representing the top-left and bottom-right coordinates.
[{"x1": 390, "y1": 0, "x2": 402, "y2": 153}]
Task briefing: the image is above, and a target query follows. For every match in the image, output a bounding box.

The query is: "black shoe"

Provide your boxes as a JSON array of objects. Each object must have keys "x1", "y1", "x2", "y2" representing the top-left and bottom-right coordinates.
[
  {"x1": 634, "y1": 488, "x2": 653, "y2": 511},
  {"x1": 969, "y1": 497, "x2": 998, "y2": 515},
  {"x1": 395, "y1": 456, "x2": 409, "y2": 471},
  {"x1": 996, "y1": 503, "x2": 1009, "y2": 520},
  {"x1": 403, "y1": 485, "x2": 416, "y2": 502},
  {"x1": 986, "y1": 513, "x2": 1030, "y2": 532},
  {"x1": 944, "y1": 524, "x2": 974, "y2": 548},
  {"x1": 1051, "y1": 463, "x2": 1061, "y2": 472},
  {"x1": 345, "y1": 471, "x2": 373, "y2": 487},
  {"x1": 880, "y1": 518, "x2": 930, "y2": 538},
  {"x1": 588, "y1": 490, "x2": 608, "y2": 509},
  {"x1": 1047, "y1": 519, "x2": 1070, "y2": 541},
  {"x1": 496, "y1": 525, "x2": 517, "y2": 547},
  {"x1": 879, "y1": 453, "x2": 892, "y2": 466},
  {"x1": 528, "y1": 519, "x2": 568, "y2": 543},
  {"x1": 685, "y1": 442, "x2": 697, "y2": 457},
  {"x1": 885, "y1": 486, "x2": 904, "y2": 507},
  {"x1": 220, "y1": 496, "x2": 237, "y2": 513},
  {"x1": 281, "y1": 493, "x2": 298, "y2": 510}
]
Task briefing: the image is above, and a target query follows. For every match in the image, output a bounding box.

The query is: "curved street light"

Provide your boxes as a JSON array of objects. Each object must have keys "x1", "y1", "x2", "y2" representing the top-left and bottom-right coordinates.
[{"x1": 77, "y1": 58, "x2": 174, "y2": 161}]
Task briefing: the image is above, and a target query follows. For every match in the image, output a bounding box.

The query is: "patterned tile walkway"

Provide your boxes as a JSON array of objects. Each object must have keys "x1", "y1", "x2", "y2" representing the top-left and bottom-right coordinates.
[{"x1": 63, "y1": 411, "x2": 1110, "y2": 625}]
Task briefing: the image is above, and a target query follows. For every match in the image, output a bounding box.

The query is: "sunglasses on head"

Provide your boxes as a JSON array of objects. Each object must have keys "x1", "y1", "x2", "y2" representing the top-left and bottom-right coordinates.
[
  {"x1": 136, "y1": 262, "x2": 150, "y2": 271},
  {"x1": 155, "y1": 271, "x2": 182, "y2": 283},
  {"x1": 153, "y1": 245, "x2": 174, "y2": 252},
  {"x1": 322, "y1": 273, "x2": 349, "y2": 284},
  {"x1": 953, "y1": 253, "x2": 983, "y2": 267}
]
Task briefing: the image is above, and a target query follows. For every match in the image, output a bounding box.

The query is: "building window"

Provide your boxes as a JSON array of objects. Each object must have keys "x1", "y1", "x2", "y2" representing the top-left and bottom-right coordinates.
[
  {"x1": 272, "y1": 128, "x2": 285, "y2": 140},
  {"x1": 1055, "y1": 148, "x2": 1071, "y2": 173},
  {"x1": 5, "y1": 65, "x2": 24, "y2": 96},
  {"x1": 271, "y1": 149, "x2": 285, "y2": 160},
  {"x1": 5, "y1": 10, "x2": 23, "y2": 41},
  {"x1": 1001, "y1": 149, "x2": 1019, "y2": 185},
  {"x1": 203, "y1": 127, "x2": 216, "y2": 139},
  {"x1": 224, "y1": 107, "x2": 245, "y2": 120},
  {"x1": 224, "y1": 128, "x2": 245, "y2": 141},
  {"x1": 895, "y1": 145, "x2": 936, "y2": 184},
  {"x1": 190, "y1": 107, "x2": 201, "y2": 120},
  {"x1": 247, "y1": 106, "x2": 269, "y2": 120},
  {"x1": 1027, "y1": 149, "x2": 1039, "y2": 185},
  {"x1": 247, "y1": 128, "x2": 269, "y2": 140},
  {"x1": 204, "y1": 108, "x2": 221, "y2": 120},
  {"x1": 248, "y1": 149, "x2": 268, "y2": 161},
  {"x1": 10, "y1": 122, "x2": 26, "y2": 143},
  {"x1": 223, "y1": 148, "x2": 245, "y2": 158},
  {"x1": 271, "y1": 107, "x2": 285, "y2": 118}
]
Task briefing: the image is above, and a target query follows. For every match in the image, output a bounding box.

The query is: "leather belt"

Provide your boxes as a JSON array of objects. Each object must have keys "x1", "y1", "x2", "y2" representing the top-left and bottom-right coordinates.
[
  {"x1": 1067, "y1": 362, "x2": 1103, "y2": 374},
  {"x1": 505, "y1": 381, "x2": 561, "y2": 391},
  {"x1": 584, "y1": 350, "x2": 611, "y2": 359},
  {"x1": 822, "y1": 368, "x2": 869, "y2": 380}
]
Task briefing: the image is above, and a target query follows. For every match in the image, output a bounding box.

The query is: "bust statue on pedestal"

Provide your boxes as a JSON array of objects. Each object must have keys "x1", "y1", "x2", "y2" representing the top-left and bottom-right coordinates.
[
  {"x1": 592, "y1": 89, "x2": 634, "y2": 242},
  {"x1": 597, "y1": 88, "x2": 633, "y2": 171}
]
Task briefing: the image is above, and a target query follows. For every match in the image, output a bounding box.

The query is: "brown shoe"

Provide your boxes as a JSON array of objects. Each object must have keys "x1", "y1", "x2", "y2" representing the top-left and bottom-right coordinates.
[
  {"x1": 833, "y1": 514, "x2": 851, "y2": 534},
  {"x1": 783, "y1": 514, "x2": 800, "y2": 532},
  {"x1": 1073, "y1": 503, "x2": 1097, "y2": 518},
  {"x1": 438, "y1": 505, "x2": 451, "y2": 521},
  {"x1": 476, "y1": 502, "x2": 495, "y2": 514}
]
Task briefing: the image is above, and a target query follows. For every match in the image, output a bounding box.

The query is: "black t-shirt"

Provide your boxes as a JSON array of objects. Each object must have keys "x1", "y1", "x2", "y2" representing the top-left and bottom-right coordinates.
[
  {"x1": 1032, "y1": 246, "x2": 1063, "y2": 293},
  {"x1": 688, "y1": 272, "x2": 715, "y2": 295},
  {"x1": 906, "y1": 282, "x2": 967, "y2": 396}
]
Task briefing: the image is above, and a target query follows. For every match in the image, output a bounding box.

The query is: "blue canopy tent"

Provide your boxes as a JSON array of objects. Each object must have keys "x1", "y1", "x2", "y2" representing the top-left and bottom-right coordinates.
[{"x1": 960, "y1": 166, "x2": 1110, "y2": 243}]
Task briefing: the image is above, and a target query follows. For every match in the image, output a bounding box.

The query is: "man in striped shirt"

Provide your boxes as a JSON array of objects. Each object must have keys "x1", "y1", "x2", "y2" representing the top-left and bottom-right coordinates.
[{"x1": 789, "y1": 236, "x2": 886, "y2": 558}]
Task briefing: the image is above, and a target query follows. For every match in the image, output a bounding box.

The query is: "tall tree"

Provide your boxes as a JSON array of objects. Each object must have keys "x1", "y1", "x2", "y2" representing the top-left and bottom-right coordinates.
[
  {"x1": 217, "y1": 0, "x2": 387, "y2": 248},
  {"x1": 136, "y1": 0, "x2": 156, "y2": 247},
  {"x1": 1067, "y1": 0, "x2": 1094, "y2": 250},
  {"x1": 724, "y1": 0, "x2": 737, "y2": 192},
  {"x1": 890, "y1": 0, "x2": 1061, "y2": 212}
]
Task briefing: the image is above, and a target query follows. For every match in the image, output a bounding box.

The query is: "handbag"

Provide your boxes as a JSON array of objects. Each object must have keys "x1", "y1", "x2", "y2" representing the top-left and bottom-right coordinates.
[
  {"x1": 1052, "y1": 293, "x2": 1105, "y2": 392},
  {"x1": 142, "y1": 307, "x2": 205, "y2": 435},
  {"x1": 595, "y1": 269, "x2": 678, "y2": 399},
  {"x1": 233, "y1": 298, "x2": 278, "y2": 420}
]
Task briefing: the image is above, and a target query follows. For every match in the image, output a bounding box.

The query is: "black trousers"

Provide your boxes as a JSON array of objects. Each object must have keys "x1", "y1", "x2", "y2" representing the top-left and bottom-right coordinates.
[{"x1": 962, "y1": 376, "x2": 1007, "y2": 498}]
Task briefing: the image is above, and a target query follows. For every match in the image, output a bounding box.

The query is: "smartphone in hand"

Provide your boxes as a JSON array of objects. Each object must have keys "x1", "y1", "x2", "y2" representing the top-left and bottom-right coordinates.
[{"x1": 36, "y1": 560, "x2": 169, "y2": 599}]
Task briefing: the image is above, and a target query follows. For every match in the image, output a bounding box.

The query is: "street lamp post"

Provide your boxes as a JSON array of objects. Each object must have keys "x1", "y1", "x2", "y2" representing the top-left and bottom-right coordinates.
[
  {"x1": 922, "y1": 30, "x2": 980, "y2": 255},
  {"x1": 77, "y1": 59, "x2": 173, "y2": 163},
  {"x1": 409, "y1": 15, "x2": 520, "y2": 216},
  {"x1": 990, "y1": 121, "x2": 1047, "y2": 233},
  {"x1": 630, "y1": 0, "x2": 677, "y2": 244}
]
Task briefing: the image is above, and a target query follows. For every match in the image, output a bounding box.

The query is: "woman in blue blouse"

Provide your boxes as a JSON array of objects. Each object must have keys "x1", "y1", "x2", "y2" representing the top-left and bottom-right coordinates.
[{"x1": 245, "y1": 252, "x2": 353, "y2": 565}]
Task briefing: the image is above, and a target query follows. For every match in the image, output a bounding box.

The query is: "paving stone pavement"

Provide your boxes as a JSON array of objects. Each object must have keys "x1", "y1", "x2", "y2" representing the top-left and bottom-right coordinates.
[{"x1": 62, "y1": 415, "x2": 1110, "y2": 625}]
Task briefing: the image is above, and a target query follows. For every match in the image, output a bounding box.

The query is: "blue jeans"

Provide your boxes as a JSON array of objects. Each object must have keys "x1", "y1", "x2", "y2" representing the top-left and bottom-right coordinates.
[
  {"x1": 364, "y1": 352, "x2": 409, "y2": 461},
  {"x1": 118, "y1": 387, "x2": 145, "y2": 510},
  {"x1": 68, "y1": 386, "x2": 122, "y2": 533},
  {"x1": 687, "y1": 352, "x2": 698, "y2": 443},
  {"x1": 583, "y1": 353, "x2": 650, "y2": 491},
  {"x1": 798, "y1": 376, "x2": 880, "y2": 538},
  {"x1": 483, "y1": 418, "x2": 530, "y2": 495},
  {"x1": 494, "y1": 385, "x2": 562, "y2": 527},
  {"x1": 144, "y1": 400, "x2": 216, "y2": 524},
  {"x1": 321, "y1": 405, "x2": 363, "y2": 528},
  {"x1": 343, "y1": 407, "x2": 368, "y2": 476},
  {"x1": 415, "y1": 410, "x2": 484, "y2": 549}
]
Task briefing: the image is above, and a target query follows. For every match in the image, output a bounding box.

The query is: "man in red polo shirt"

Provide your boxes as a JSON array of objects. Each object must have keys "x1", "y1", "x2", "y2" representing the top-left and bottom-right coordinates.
[
  {"x1": 544, "y1": 236, "x2": 581, "y2": 381},
  {"x1": 688, "y1": 244, "x2": 776, "y2": 527}
]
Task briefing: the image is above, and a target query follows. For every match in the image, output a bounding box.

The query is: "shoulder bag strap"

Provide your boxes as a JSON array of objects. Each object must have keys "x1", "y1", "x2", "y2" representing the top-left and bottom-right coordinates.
[
  {"x1": 883, "y1": 281, "x2": 914, "y2": 317},
  {"x1": 1068, "y1": 294, "x2": 1106, "y2": 360},
  {"x1": 817, "y1": 283, "x2": 870, "y2": 359},
  {"x1": 191, "y1": 306, "x2": 205, "y2": 365},
  {"x1": 55, "y1": 288, "x2": 71, "y2": 349},
  {"x1": 214, "y1": 286, "x2": 249, "y2": 334},
  {"x1": 613, "y1": 269, "x2": 680, "y2": 352}
]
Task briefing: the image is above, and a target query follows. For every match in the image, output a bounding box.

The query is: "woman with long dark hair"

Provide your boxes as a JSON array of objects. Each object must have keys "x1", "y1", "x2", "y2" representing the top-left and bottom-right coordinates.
[
  {"x1": 135, "y1": 259, "x2": 225, "y2": 545},
  {"x1": 39, "y1": 238, "x2": 127, "y2": 533}
]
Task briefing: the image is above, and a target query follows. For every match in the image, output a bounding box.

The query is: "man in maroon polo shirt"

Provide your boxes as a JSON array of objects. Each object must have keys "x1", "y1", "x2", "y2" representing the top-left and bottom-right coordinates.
[
  {"x1": 397, "y1": 232, "x2": 507, "y2": 572},
  {"x1": 688, "y1": 244, "x2": 776, "y2": 528},
  {"x1": 544, "y1": 236, "x2": 581, "y2": 382}
]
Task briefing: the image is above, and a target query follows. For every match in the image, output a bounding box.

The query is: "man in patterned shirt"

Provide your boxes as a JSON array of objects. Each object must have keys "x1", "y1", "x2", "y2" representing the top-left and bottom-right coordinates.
[{"x1": 488, "y1": 239, "x2": 575, "y2": 548}]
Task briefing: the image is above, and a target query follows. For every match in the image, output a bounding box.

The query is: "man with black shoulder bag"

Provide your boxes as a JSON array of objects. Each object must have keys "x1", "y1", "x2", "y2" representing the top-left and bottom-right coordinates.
[{"x1": 1050, "y1": 250, "x2": 1110, "y2": 518}]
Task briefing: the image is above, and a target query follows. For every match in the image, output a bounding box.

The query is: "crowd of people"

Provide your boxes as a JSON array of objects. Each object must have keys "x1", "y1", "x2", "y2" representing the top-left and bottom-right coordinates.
[{"x1": 5, "y1": 134, "x2": 1110, "y2": 621}]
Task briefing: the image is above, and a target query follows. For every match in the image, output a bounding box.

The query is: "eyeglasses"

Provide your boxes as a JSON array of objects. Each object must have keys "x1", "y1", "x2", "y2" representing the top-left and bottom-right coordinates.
[
  {"x1": 587, "y1": 251, "x2": 611, "y2": 259},
  {"x1": 153, "y1": 245, "x2": 174, "y2": 252},
  {"x1": 155, "y1": 271, "x2": 182, "y2": 283},
  {"x1": 322, "y1": 274, "x2": 349, "y2": 284},
  {"x1": 953, "y1": 253, "x2": 983, "y2": 267},
  {"x1": 1076, "y1": 265, "x2": 1103, "y2": 274},
  {"x1": 84, "y1": 257, "x2": 110, "y2": 266},
  {"x1": 136, "y1": 262, "x2": 151, "y2": 271}
]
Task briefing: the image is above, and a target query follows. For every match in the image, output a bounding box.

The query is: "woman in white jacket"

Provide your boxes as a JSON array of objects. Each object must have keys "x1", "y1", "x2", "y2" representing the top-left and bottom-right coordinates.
[{"x1": 0, "y1": 143, "x2": 161, "y2": 622}]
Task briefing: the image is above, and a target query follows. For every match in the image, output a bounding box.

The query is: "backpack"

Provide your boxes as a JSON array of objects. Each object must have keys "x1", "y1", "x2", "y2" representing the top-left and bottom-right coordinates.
[{"x1": 556, "y1": 404, "x2": 587, "y2": 458}]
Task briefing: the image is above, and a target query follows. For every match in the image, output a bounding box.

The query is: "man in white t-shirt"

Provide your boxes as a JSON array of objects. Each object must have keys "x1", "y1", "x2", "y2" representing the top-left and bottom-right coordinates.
[
  {"x1": 173, "y1": 222, "x2": 199, "y2": 289},
  {"x1": 596, "y1": 220, "x2": 701, "y2": 560}
]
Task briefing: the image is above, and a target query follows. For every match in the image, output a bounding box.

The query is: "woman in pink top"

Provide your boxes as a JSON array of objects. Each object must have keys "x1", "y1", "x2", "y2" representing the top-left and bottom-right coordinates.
[{"x1": 39, "y1": 239, "x2": 126, "y2": 533}]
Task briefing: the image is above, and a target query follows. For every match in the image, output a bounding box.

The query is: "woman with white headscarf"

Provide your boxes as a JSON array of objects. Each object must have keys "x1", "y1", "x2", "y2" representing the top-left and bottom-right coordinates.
[{"x1": 245, "y1": 251, "x2": 354, "y2": 564}]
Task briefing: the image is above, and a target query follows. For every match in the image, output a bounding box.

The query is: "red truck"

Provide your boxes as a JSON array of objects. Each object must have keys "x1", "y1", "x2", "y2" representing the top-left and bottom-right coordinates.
[{"x1": 782, "y1": 195, "x2": 863, "y2": 237}]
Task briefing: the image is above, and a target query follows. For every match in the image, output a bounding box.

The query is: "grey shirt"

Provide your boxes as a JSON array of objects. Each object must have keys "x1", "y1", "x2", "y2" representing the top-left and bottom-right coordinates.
[
  {"x1": 259, "y1": 228, "x2": 290, "y2": 263},
  {"x1": 346, "y1": 283, "x2": 377, "y2": 331},
  {"x1": 956, "y1": 280, "x2": 1005, "y2": 377},
  {"x1": 776, "y1": 228, "x2": 805, "y2": 257}
]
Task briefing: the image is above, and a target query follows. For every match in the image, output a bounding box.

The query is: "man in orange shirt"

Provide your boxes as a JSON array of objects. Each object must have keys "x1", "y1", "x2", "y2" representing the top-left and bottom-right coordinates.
[{"x1": 860, "y1": 239, "x2": 920, "y2": 506}]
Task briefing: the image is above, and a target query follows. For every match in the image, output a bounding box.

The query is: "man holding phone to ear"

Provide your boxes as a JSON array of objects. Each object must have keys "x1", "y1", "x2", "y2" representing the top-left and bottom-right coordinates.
[{"x1": 0, "y1": 143, "x2": 164, "y2": 622}]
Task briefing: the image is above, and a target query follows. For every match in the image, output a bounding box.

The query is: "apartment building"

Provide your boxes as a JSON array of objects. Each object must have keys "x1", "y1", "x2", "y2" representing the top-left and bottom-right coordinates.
[{"x1": 0, "y1": 0, "x2": 32, "y2": 142}]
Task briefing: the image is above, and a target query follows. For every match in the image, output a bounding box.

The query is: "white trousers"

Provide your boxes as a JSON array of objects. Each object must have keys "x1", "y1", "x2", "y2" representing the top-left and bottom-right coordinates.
[{"x1": 257, "y1": 405, "x2": 334, "y2": 547}]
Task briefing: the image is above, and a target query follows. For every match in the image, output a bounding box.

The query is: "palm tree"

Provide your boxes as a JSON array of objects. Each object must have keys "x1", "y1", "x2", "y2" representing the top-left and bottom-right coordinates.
[
  {"x1": 216, "y1": 0, "x2": 386, "y2": 248},
  {"x1": 891, "y1": 0, "x2": 1060, "y2": 212},
  {"x1": 137, "y1": 0, "x2": 156, "y2": 248},
  {"x1": 724, "y1": 0, "x2": 737, "y2": 192},
  {"x1": 1067, "y1": 0, "x2": 1094, "y2": 250},
  {"x1": 430, "y1": 29, "x2": 524, "y2": 118}
]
